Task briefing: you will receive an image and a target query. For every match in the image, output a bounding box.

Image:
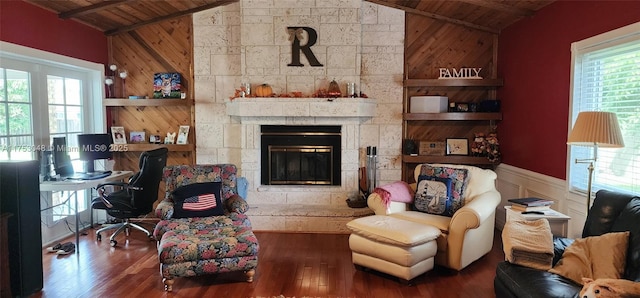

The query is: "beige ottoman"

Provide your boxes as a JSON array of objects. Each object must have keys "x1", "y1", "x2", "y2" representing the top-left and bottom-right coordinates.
[{"x1": 347, "y1": 215, "x2": 440, "y2": 281}]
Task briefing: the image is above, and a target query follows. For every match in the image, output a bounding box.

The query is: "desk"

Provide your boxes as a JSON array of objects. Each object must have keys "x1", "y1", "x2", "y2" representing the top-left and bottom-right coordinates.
[
  {"x1": 505, "y1": 206, "x2": 571, "y2": 237},
  {"x1": 40, "y1": 171, "x2": 133, "y2": 253}
]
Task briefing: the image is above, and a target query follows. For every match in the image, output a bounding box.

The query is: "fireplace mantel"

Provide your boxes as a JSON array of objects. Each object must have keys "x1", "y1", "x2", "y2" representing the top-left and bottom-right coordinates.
[{"x1": 226, "y1": 97, "x2": 376, "y2": 119}]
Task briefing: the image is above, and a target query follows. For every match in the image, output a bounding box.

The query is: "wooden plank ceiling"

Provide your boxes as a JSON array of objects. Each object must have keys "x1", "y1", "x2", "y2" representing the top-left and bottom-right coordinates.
[
  {"x1": 22, "y1": 0, "x2": 238, "y2": 35},
  {"x1": 23, "y1": 0, "x2": 554, "y2": 36}
]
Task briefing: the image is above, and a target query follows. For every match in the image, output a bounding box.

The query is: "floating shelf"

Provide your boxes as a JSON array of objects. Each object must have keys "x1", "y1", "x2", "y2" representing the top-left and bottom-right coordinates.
[
  {"x1": 103, "y1": 98, "x2": 194, "y2": 106},
  {"x1": 111, "y1": 143, "x2": 194, "y2": 152},
  {"x1": 403, "y1": 112, "x2": 502, "y2": 121},
  {"x1": 402, "y1": 155, "x2": 499, "y2": 165},
  {"x1": 404, "y1": 78, "x2": 504, "y2": 87}
]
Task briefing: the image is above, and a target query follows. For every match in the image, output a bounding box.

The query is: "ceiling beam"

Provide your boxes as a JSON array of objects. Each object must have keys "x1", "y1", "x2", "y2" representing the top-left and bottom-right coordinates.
[
  {"x1": 365, "y1": 0, "x2": 499, "y2": 34},
  {"x1": 104, "y1": 0, "x2": 238, "y2": 36},
  {"x1": 456, "y1": 0, "x2": 536, "y2": 17},
  {"x1": 59, "y1": 0, "x2": 132, "y2": 19}
]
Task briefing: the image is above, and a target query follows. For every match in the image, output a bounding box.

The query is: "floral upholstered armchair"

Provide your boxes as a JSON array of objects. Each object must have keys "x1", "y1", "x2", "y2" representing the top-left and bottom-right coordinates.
[{"x1": 153, "y1": 164, "x2": 259, "y2": 291}]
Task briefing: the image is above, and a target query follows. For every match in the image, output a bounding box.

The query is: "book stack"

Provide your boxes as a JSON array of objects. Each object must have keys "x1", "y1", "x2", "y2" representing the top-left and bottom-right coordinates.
[{"x1": 508, "y1": 197, "x2": 554, "y2": 212}]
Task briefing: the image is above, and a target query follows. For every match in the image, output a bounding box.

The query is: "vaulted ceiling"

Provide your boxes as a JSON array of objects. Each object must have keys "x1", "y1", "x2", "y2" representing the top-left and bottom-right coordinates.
[{"x1": 23, "y1": 0, "x2": 554, "y2": 36}]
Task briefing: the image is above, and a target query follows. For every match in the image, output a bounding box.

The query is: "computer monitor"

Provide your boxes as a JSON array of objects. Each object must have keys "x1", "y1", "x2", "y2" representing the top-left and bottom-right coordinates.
[
  {"x1": 77, "y1": 133, "x2": 113, "y2": 173},
  {"x1": 52, "y1": 137, "x2": 74, "y2": 177}
]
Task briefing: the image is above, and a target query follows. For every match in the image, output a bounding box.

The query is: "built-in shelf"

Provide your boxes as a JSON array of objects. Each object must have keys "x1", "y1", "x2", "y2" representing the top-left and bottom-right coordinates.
[
  {"x1": 402, "y1": 155, "x2": 499, "y2": 165},
  {"x1": 111, "y1": 143, "x2": 194, "y2": 152},
  {"x1": 404, "y1": 78, "x2": 504, "y2": 87},
  {"x1": 103, "y1": 98, "x2": 193, "y2": 106},
  {"x1": 403, "y1": 112, "x2": 502, "y2": 121}
]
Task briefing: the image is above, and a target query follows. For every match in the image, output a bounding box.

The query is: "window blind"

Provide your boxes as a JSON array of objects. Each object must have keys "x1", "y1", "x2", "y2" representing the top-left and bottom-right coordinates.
[{"x1": 569, "y1": 27, "x2": 640, "y2": 196}]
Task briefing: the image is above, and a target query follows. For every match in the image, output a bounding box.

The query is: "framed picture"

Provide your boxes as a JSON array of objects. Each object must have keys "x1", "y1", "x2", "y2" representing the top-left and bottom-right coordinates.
[
  {"x1": 446, "y1": 138, "x2": 469, "y2": 156},
  {"x1": 111, "y1": 126, "x2": 126, "y2": 144},
  {"x1": 153, "y1": 72, "x2": 182, "y2": 99},
  {"x1": 149, "y1": 134, "x2": 162, "y2": 144},
  {"x1": 176, "y1": 125, "x2": 190, "y2": 144},
  {"x1": 130, "y1": 131, "x2": 145, "y2": 143},
  {"x1": 419, "y1": 141, "x2": 445, "y2": 156}
]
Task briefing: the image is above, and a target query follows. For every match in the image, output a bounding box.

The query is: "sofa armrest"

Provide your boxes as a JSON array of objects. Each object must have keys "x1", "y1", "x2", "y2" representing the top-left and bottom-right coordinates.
[
  {"x1": 155, "y1": 199, "x2": 175, "y2": 220},
  {"x1": 367, "y1": 192, "x2": 410, "y2": 215},
  {"x1": 450, "y1": 190, "x2": 501, "y2": 230},
  {"x1": 441, "y1": 190, "x2": 500, "y2": 270},
  {"x1": 367, "y1": 182, "x2": 416, "y2": 215},
  {"x1": 225, "y1": 194, "x2": 249, "y2": 214}
]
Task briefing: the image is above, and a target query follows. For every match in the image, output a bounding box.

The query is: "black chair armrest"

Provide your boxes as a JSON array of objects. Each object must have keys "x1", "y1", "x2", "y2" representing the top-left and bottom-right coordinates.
[
  {"x1": 96, "y1": 182, "x2": 135, "y2": 208},
  {"x1": 552, "y1": 236, "x2": 575, "y2": 265},
  {"x1": 97, "y1": 181, "x2": 128, "y2": 189}
]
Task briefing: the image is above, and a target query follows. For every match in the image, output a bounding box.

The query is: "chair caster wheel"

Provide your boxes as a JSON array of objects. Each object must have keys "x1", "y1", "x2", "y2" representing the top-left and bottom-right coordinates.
[
  {"x1": 96, "y1": 234, "x2": 102, "y2": 241},
  {"x1": 110, "y1": 240, "x2": 117, "y2": 247}
]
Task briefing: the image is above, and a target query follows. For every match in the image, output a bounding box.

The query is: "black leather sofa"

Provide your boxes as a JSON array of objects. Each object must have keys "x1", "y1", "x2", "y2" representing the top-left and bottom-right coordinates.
[{"x1": 494, "y1": 190, "x2": 640, "y2": 298}]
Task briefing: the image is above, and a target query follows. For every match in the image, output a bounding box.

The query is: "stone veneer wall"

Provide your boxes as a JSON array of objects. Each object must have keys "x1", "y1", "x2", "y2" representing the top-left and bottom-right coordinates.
[{"x1": 192, "y1": 0, "x2": 404, "y2": 221}]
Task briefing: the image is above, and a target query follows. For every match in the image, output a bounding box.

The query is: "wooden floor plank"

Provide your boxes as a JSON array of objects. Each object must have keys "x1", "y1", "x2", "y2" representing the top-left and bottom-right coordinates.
[{"x1": 33, "y1": 227, "x2": 505, "y2": 297}]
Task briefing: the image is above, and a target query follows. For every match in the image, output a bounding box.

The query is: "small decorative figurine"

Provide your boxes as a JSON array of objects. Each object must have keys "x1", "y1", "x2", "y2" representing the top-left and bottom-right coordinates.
[
  {"x1": 486, "y1": 132, "x2": 500, "y2": 162},
  {"x1": 164, "y1": 132, "x2": 176, "y2": 144},
  {"x1": 471, "y1": 132, "x2": 487, "y2": 157}
]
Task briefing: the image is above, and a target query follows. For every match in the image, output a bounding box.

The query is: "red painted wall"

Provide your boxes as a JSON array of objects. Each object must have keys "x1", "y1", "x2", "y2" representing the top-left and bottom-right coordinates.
[
  {"x1": 498, "y1": 0, "x2": 640, "y2": 180},
  {"x1": 0, "y1": 0, "x2": 107, "y2": 65}
]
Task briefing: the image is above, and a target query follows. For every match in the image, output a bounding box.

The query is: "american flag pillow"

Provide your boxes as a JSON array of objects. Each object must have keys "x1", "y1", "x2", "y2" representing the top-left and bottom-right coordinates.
[{"x1": 171, "y1": 182, "x2": 224, "y2": 218}]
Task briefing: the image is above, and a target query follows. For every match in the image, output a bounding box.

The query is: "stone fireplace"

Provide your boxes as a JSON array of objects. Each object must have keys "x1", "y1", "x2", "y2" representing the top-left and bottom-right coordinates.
[{"x1": 192, "y1": 1, "x2": 405, "y2": 232}]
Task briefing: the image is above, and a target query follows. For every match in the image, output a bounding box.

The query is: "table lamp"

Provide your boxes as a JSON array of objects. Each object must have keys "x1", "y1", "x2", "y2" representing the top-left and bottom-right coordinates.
[{"x1": 567, "y1": 111, "x2": 624, "y2": 214}]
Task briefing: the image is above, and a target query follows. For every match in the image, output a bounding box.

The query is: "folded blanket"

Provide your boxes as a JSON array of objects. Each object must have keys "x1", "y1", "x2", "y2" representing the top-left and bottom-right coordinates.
[
  {"x1": 502, "y1": 218, "x2": 554, "y2": 270},
  {"x1": 373, "y1": 181, "x2": 414, "y2": 208}
]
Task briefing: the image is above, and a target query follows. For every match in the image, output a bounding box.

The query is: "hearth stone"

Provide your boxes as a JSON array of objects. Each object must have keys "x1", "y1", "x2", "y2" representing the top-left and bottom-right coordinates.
[{"x1": 245, "y1": 204, "x2": 374, "y2": 233}]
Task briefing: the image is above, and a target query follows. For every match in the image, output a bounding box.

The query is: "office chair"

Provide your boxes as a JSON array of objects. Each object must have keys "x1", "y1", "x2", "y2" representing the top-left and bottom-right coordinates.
[{"x1": 91, "y1": 147, "x2": 168, "y2": 247}]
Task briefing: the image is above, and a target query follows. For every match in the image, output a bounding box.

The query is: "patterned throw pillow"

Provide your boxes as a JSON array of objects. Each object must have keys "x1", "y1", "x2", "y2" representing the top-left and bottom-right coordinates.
[
  {"x1": 419, "y1": 165, "x2": 470, "y2": 214},
  {"x1": 171, "y1": 182, "x2": 224, "y2": 218},
  {"x1": 414, "y1": 175, "x2": 454, "y2": 216}
]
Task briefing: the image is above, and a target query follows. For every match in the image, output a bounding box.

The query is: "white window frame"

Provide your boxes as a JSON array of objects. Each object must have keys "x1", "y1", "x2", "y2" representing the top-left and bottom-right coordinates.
[
  {"x1": 0, "y1": 41, "x2": 105, "y2": 244},
  {"x1": 568, "y1": 22, "x2": 640, "y2": 198}
]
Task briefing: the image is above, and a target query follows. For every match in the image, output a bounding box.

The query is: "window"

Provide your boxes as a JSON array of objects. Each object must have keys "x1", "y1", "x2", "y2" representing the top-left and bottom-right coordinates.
[
  {"x1": 0, "y1": 68, "x2": 34, "y2": 160},
  {"x1": 569, "y1": 22, "x2": 640, "y2": 196},
  {"x1": 1, "y1": 42, "x2": 104, "y2": 240}
]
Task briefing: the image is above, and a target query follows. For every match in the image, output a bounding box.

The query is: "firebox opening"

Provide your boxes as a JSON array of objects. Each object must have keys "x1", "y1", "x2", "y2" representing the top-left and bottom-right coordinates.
[{"x1": 261, "y1": 125, "x2": 341, "y2": 186}]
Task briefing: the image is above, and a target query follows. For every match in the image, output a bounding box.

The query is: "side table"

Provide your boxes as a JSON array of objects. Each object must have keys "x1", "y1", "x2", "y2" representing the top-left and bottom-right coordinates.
[{"x1": 505, "y1": 206, "x2": 571, "y2": 237}]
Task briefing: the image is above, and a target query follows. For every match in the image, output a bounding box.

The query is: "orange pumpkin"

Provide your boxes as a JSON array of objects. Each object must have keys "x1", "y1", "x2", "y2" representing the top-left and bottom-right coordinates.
[{"x1": 255, "y1": 84, "x2": 272, "y2": 97}]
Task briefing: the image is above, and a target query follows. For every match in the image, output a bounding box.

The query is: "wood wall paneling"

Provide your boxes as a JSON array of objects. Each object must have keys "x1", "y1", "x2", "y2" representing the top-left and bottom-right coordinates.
[{"x1": 108, "y1": 15, "x2": 195, "y2": 206}]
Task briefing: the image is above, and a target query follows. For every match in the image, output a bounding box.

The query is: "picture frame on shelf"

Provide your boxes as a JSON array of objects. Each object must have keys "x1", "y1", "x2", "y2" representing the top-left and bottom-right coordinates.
[
  {"x1": 176, "y1": 125, "x2": 190, "y2": 144},
  {"x1": 446, "y1": 138, "x2": 469, "y2": 156},
  {"x1": 153, "y1": 72, "x2": 182, "y2": 99},
  {"x1": 130, "y1": 131, "x2": 146, "y2": 143},
  {"x1": 111, "y1": 126, "x2": 126, "y2": 144},
  {"x1": 419, "y1": 141, "x2": 445, "y2": 156},
  {"x1": 149, "y1": 135, "x2": 162, "y2": 144}
]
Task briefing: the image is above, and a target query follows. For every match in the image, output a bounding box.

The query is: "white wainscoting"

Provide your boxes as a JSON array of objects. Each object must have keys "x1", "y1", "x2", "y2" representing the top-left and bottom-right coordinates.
[{"x1": 495, "y1": 164, "x2": 588, "y2": 239}]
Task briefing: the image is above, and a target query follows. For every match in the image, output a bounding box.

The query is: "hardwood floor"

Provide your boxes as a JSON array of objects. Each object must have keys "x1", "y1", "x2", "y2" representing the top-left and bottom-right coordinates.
[{"x1": 35, "y1": 226, "x2": 504, "y2": 297}]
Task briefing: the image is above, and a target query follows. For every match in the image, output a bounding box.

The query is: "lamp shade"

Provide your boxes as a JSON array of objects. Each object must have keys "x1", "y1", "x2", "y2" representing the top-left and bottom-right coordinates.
[{"x1": 567, "y1": 111, "x2": 624, "y2": 147}]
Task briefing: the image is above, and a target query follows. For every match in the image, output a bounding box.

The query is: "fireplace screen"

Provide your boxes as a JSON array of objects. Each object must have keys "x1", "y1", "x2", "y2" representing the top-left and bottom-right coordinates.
[
  {"x1": 261, "y1": 125, "x2": 341, "y2": 186},
  {"x1": 269, "y1": 146, "x2": 332, "y2": 185}
]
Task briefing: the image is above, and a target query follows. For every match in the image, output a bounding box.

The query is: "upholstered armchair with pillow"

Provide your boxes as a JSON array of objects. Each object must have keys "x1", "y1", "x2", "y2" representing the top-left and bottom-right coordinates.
[
  {"x1": 153, "y1": 164, "x2": 259, "y2": 291},
  {"x1": 367, "y1": 163, "x2": 501, "y2": 270}
]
